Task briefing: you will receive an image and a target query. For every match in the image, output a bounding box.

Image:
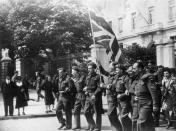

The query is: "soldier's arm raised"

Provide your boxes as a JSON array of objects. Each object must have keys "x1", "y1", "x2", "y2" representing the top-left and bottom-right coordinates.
[{"x1": 99, "y1": 65, "x2": 110, "y2": 77}]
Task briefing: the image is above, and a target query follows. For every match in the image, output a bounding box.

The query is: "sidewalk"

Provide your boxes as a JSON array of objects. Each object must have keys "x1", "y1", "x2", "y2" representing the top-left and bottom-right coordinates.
[{"x1": 0, "y1": 89, "x2": 108, "y2": 120}]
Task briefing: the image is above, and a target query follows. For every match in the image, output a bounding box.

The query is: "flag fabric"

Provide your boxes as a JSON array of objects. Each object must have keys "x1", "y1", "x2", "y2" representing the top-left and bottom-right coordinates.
[{"x1": 89, "y1": 10, "x2": 121, "y2": 62}]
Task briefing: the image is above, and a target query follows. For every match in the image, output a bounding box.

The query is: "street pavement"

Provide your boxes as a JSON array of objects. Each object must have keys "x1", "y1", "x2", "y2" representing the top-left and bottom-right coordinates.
[
  {"x1": 0, "y1": 89, "x2": 108, "y2": 119},
  {"x1": 0, "y1": 89, "x2": 176, "y2": 131},
  {"x1": 0, "y1": 115, "x2": 176, "y2": 131},
  {"x1": 0, "y1": 89, "x2": 56, "y2": 118}
]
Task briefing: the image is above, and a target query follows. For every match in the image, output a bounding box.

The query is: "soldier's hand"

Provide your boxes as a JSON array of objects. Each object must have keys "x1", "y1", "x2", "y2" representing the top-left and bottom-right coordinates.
[
  {"x1": 134, "y1": 96, "x2": 138, "y2": 101},
  {"x1": 100, "y1": 83, "x2": 105, "y2": 88},
  {"x1": 125, "y1": 90, "x2": 129, "y2": 95},
  {"x1": 153, "y1": 106, "x2": 159, "y2": 112},
  {"x1": 107, "y1": 84, "x2": 112, "y2": 89},
  {"x1": 117, "y1": 94, "x2": 121, "y2": 99},
  {"x1": 91, "y1": 95, "x2": 95, "y2": 100},
  {"x1": 83, "y1": 86, "x2": 87, "y2": 91},
  {"x1": 65, "y1": 87, "x2": 69, "y2": 92}
]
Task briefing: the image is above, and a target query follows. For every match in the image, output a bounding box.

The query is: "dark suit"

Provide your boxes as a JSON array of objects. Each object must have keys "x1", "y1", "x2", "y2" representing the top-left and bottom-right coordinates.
[{"x1": 1, "y1": 81, "x2": 16, "y2": 116}]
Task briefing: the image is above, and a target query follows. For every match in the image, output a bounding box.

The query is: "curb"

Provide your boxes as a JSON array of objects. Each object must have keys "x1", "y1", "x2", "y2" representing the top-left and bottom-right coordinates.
[
  {"x1": 0, "y1": 109, "x2": 108, "y2": 121},
  {"x1": 0, "y1": 113, "x2": 56, "y2": 120}
]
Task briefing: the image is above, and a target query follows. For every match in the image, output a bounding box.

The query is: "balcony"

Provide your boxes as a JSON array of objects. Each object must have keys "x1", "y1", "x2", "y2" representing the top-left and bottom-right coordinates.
[{"x1": 137, "y1": 23, "x2": 163, "y2": 35}]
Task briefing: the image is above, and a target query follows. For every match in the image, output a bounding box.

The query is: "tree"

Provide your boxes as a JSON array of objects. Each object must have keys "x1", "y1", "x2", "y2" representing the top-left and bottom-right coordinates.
[
  {"x1": 2, "y1": 0, "x2": 92, "y2": 60},
  {"x1": 121, "y1": 43, "x2": 156, "y2": 66}
]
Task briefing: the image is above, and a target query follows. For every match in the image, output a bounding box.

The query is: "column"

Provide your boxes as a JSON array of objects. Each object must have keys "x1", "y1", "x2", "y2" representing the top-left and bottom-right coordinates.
[
  {"x1": 1, "y1": 48, "x2": 12, "y2": 81},
  {"x1": 164, "y1": 40, "x2": 175, "y2": 68},
  {"x1": 156, "y1": 44, "x2": 164, "y2": 66},
  {"x1": 90, "y1": 44, "x2": 109, "y2": 71},
  {"x1": 15, "y1": 58, "x2": 22, "y2": 76}
]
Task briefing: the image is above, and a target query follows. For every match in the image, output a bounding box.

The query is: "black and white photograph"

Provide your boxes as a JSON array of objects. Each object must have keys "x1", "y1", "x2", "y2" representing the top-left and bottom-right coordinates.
[{"x1": 0, "y1": 0, "x2": 176, "y2": 131}]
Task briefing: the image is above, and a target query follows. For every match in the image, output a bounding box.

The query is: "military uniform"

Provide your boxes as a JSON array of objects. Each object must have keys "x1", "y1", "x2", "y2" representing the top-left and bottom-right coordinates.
[
  {"x1": 153, "y1": 71, "x2": 162, "y2": 126},
  {"x1": 99, "y1": 65, "x2": 122, "y2": 131},
  {"x1": 129, "y1": 77, "x2": 139, "y2": 131},
  {"x1": 131, "y1": 72, "x2": 159, "y2": 131},
  {"x1": 72, "y1": 75, "x2": 86, "y2": 129},
  {"x1": 84, "y1": 72, "x2": 102, "y2": 131},
  {"x1": 56, "y1": 74, "x2": 76, "y2": 129},
  {"x1": 114, "y1": 74, "x2": 132, "y2": 131}
]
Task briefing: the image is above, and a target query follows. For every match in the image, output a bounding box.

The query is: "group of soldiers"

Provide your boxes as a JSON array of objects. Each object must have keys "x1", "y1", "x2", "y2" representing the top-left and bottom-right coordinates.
[
  {"x1": 3, "y1": 59, "x2": 174, "y2": 131},
  {"x1": 50, "y1": 59, "x2": 175, "y2": 131}
]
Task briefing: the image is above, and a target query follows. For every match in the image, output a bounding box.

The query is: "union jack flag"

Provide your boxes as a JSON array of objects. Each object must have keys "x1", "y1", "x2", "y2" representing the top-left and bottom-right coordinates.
[{"x1": 89, "y1": 11, "x2": 121, "y2": 62}]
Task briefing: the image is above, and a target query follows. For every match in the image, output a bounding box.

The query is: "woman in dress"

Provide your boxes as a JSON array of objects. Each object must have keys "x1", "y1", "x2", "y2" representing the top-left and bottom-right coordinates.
[
  {"x1": 43, "y1": 75, "x2": 55, "y2": 113},
  {"x1": 161, "y1": 67, "x2": 176, "y2": 129},
  {"x1": 15, "y1": 76, "x2": 28, "y2": 115}
]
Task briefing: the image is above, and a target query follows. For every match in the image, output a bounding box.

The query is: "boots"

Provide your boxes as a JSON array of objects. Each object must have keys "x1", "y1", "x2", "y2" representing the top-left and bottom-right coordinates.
[{"x1": 72, "y1": 113, "x2": 81, "y2": 130}]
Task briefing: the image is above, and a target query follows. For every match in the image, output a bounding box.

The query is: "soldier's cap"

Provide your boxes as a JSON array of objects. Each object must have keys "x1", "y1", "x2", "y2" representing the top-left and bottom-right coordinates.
[
  {"x1": 16, "y1": 76, "x2": 22, "y2": 81},
  {"x1": 115, "y1": 64, "x2": 126, "y2": 71},
  {"x1": 88, "y1": 62, "x2": 97, "y2": 69},
  {"x1": 157, "y1": 65, "x2": 164, "y2": 68},
  {"x1": 163, "y1": 67, "x2": 170, "y2": 73},
  {"x1": 14, "y1": 71, "x2": 18, "y2": 74},
  {"x1": 72, "y1": 66, "x2": 79, "y2": 72},
  {"x1": 57, "y1": 67, "x2": 66, "y2": 72},
  {"x1": 6, "y1": 76, "x2": 10, "y2": 79}
]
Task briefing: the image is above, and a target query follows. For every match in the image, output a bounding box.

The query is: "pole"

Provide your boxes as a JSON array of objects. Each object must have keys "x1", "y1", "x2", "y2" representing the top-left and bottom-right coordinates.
[
  {"x1": 87, "y1": 0, "x2": 96, "y2": 46},
  {"x1": 86, "y1": 0, "x2": 103, "y2": 84}
]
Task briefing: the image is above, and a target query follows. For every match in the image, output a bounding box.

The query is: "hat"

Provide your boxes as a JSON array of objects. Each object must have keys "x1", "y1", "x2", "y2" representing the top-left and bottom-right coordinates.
[
  {"x1": 163, "y1": 67, "x2": 170, "y2": 73},
  {"x1": 72, "y1": 66, "x2": 79, "y2": 72},
  {"x1": 88, "y1": 62, "x2": 97, "y2": 69},
  {"x1": 115, "y1": 64, "x2": 126, "y2": 71},
  {"x1": 16, "y1": 76, "x2": 22, "y2": 81}
]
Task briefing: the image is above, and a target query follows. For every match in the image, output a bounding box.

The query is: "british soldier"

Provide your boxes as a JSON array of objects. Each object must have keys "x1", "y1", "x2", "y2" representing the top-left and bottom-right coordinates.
[
  {"x1": 98, "y1": 61, "x2": 122, "y2": 131},
  {"x1": 56, "y1": 68, "x2": 76, "y2": 130},
  {"x1": 71, "y1": 66, "x2": 86, "y2": 130},
  {"x1": 84, "y1": 62, "x2": 102, "y2": 131},
  {"x1": 131, "y1": 61, "x2": 160, "y2": 131}
]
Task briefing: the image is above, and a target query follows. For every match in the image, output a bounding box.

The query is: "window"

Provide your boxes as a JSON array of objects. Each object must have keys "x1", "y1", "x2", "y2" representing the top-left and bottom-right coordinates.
[
  {"x1": 131, "y1": 13, "x2": 136, "y2": 30},
  {"x1": 168, "y1": 0, "x2": 175, "y2": 20},
  {"x1": 118, "y1": 18, "x2": 123, "y2": 33},
  {"x1": 148, "y1": 7, "x2": 154, "y2": 24}
]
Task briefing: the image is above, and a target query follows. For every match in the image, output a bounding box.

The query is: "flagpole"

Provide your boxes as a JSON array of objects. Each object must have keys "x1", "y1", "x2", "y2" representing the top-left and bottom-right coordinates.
[
  {"x1": 86, "y1": 0, "x2": 103, "y2": 85},
  {"x1": 86, "y1": 1, "x2": 96, "y2": 46}
]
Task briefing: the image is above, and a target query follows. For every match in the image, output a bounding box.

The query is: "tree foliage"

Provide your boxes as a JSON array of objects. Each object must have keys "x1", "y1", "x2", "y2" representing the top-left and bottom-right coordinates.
[
  {"x1": 0, "y1": 0, "x2": 92, "y2": 60},
  {"x1": 121, "y1": 43, "x2": 156, "y2": 66}
]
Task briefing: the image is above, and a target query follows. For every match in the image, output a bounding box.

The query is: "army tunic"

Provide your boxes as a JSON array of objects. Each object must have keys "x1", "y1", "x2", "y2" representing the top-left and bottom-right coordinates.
[
  {"x1": 84, "y1": 72, "x2": 102, "y2": 131},
  {"x1": 72, "y1": 75, "x2": 86, "y2": 128},
  {"x1": 99, "y1": 65, "x2": 122, "y2": 131},
  {"x1": 113, "y1": 74, "x2": 132, "y2": 131},
  {"x1": 56, "y1": 74, "x2": 76, "y2": 128},
  {"x1": 132, "y1": 72, "x2": 159, "y2": 131}
]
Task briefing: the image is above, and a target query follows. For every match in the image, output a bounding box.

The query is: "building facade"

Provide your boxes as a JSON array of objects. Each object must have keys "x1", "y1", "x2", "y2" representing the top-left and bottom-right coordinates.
[{"x1": 104, "y1": 0, "x2": 176, "y2": 68}]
